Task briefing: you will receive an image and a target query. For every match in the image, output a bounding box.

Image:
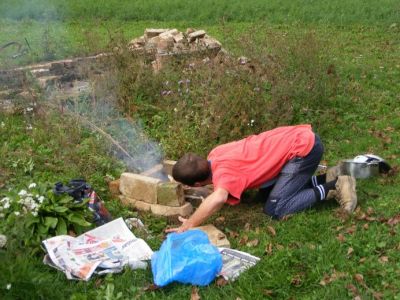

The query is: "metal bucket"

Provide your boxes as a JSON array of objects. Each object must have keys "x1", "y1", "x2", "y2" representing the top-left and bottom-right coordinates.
[{"x1": 340, "y1": 160, "x2": 379, "y2": 179}]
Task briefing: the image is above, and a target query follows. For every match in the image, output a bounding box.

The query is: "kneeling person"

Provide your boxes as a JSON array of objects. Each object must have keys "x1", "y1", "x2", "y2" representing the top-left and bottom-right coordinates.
[{"x1": 167, "y1": 124, "x2": 357, "y2": 233}]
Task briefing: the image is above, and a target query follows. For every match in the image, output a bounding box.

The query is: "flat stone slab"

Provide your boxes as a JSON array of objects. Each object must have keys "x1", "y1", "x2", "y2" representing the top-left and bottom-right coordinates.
[
  {"x1": 145, "y1": 28, "x2": 169, "y2": 39},
  {"x1": 151, "y1": 202, "x2": 193, "y2": 217},
  {"x1": 120, "y1": 173, "x2": 161, "y2": 204},
  {"x1": 119, "y1": 196, "x2": 192, "y2": 216},
  {"x1": 119, "y1": 196, "x2": 151, "y2": 212},
  {"x1": 194, "y1": 224, "x2": 230, "y2": 248}
]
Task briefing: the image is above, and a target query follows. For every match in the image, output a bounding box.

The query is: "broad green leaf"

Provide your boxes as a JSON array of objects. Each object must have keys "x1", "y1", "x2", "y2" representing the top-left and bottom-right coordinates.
[
  {"x1": 25, "y1": 215, "x2": 40, "y2": 228},
  {"x1": 44, "y1": 216, "x2": 58, "y2": 229},
  {"x1": 56, "y1": 218, "x2": 67, "y2": 235},
  {"x1": 53, "y1": 206, "x2": 69, "y2": 213},
  {"x1": 68, "y1": 214, "x2": 91, "y2": 227},
  {"x1": 38, "y1": 223, "x2": 49, "y2": 234}
]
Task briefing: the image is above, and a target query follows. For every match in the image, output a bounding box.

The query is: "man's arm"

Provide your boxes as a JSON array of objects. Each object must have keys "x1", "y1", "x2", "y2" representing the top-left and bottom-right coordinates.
[{"x1": 165, "y1": 187, "x2": 229, "y2": 233}]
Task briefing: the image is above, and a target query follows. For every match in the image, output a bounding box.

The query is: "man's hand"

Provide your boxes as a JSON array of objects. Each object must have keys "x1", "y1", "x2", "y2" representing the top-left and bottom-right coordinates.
[
  {"x1": 165, "y1": 216, "x2": 191, "y2": 233},
  {"x1": 164, "y1": 187, "x2": 228, "y2": 234}
]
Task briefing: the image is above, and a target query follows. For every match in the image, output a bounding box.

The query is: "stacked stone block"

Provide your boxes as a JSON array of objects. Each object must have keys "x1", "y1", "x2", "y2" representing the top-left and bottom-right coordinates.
[{"x1": 119, "y1": 172, "x2": 193, "y2": 217}]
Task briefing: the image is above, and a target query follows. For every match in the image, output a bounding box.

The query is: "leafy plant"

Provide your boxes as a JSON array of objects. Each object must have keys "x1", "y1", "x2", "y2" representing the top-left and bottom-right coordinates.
[{"x1": 1, "y1": 182, "x2": 93, "y2": 247}]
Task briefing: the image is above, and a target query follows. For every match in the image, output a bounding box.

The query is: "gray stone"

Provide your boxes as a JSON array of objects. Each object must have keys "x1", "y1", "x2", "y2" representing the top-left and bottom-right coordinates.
[
  {"x1": 159, "y1": 29, "x2": 179, "y2": 39},
  {"x1": 157, "y1": 182, "x2": 185, "y2": 207},
  {"x1": 119, "y1": 196, "x2": 152, "y2": 212},
  {"x1": 145, "y1": 29, "x2": 169, "y2": 39},
  {"x1": 173, "y1": 32, "x2": 185, "y2": 43},
  {"x1": 188, "y1": 30, "x2": 206, "y2": 42},
  {"x1": 128, "y1": 36, "x2": 146, "y2": 50},
  {"x1": 150, "y1": 202, "x2": 193, "y2": 217},
  {"x1": 194, "y1": 224, "x2": 230, "y2": 248},
  {"x1": 120, "y1": 173, "x2": 161, "y2": 204},
  {"x1": 157, "y1": 36, "x2": 174, "y2": 53}
]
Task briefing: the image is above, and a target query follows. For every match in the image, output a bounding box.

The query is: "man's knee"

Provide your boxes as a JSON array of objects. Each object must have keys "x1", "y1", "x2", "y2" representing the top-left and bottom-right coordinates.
[{"x1": 263, "y1": 196, "x2": 280, "y2": 219}]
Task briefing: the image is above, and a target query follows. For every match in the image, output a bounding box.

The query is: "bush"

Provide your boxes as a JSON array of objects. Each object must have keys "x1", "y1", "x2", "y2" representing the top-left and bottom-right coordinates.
[
  {"x1": 109, "y1": 28, "x2": 339, "y2": 158},
  {"x1": 0, "y1": 182, "x2": 92, "y2": 249}
]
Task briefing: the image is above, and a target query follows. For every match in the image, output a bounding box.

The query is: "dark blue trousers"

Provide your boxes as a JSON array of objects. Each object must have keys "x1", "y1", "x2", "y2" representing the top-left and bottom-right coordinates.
[{"x1": 264, "y1": 134, "x2": 324, "y2": 219}]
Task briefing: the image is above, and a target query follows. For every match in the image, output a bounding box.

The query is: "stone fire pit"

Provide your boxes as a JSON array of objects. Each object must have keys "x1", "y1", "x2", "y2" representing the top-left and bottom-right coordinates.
[{"x1": 117, "y1": 160, "x2": 212, "y2": 217}]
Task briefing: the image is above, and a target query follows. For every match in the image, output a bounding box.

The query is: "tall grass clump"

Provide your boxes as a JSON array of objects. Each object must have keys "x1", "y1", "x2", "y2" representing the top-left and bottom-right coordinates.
[{"x1": 108, "y1": 28, "x2": 340, "y2": 158}]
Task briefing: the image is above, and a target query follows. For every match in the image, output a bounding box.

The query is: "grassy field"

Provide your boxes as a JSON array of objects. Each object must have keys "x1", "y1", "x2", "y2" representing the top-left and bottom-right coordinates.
[
  {"x1": 1, "y1": 1, "x2": 400, "y2": 299},
  {"x1": 1, "y1": 0, "x2": 399, "y2": 25}
]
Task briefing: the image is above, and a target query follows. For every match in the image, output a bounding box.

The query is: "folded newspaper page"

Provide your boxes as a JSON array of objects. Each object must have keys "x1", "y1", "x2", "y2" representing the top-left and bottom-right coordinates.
[
  {"x1": 218, "y1": 248, "x2": 260, "y2": 281},
  {"x1": 42, "y1": 218, "x2": 153, "y2": 281}
]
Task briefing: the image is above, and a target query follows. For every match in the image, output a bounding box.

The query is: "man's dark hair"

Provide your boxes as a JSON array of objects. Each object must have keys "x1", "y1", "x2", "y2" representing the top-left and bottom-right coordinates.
[{"x1": 172, "y1": 153, "x2": 210, "y2": 186}]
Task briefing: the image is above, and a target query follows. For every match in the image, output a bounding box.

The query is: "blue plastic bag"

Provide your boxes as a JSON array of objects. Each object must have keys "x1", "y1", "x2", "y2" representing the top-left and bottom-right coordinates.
[{"x1": 151, "y1": 229, "x2": 223, "y2": 287}]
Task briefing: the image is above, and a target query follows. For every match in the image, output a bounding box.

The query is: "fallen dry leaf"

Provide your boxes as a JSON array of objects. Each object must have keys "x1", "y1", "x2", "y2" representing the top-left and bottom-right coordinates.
[
  {"x1": 379, "y1": 256, "x2": 389, "y2": 263},
  {"x1": 346, "y1": 283, "x2": 359, "y2": 297},
  {"x1": 229, "y1": 231, "x2": 239, "y2": 239},
  {"x1": 265, "y1": 243, "x2": 273, "y2": 255},
  {"x1": 263, "y1": 290, "x2": 274, "y2": 296},
  {"x1": 191, "y1": 287, "x2": 201, "y2": 300},
  {"x1": 346, "y1": 225, "x2": 357, "y2": 235},
  {"x1": 144, "y1": 284, "x2": 159, "y2": 292},
  {"x1": 244, "y1": 222, "x2": 251, "y2": 231},
  {"x1": 353, "y1": 273, "x2": 368, "y2": 288},
  {"x1": 95, "y1": 278, "x2": 103, "y2": 288},
  {"x1": 335, "y1": 208, "x2": 350, "y2": 221},
  {"x1": 354, "y1": 296, "x2": 362, "y2": 300},
  {"x1": 239, "y1": 235, "x2": 249, "y2": 245},
  {"x1": 275, "y1": 244, "x2": 284, "y2": 251},
  {"x1": 366, "y1": 207, "x2": 375, "y2": 216},
  {"x1": 385, "y1": 126, "x2": 395, "y2": 132},
  {"x1": 246, "y1": 239, "x2": 259, "y2": 247},
  {"x1": 387, "y1": 214, "x2": 400, "y2": 226},
  {"x1": 255, "y1": 227, "x2": 260, "y2": 234},
  {"x1": 347, "y1": 247, "x2": 354, "y2": 256},
  {"x1": 216, "y1": 277, "x2": 229, "y2": 287},
  {"x1": 359, "y1": 257, "x2": 367, "y2": 263},
  {"x1": 336, "y1": 233, "x2": 346, "y2": 243},
  {"x1": 215, "y1": 216, "x2": 225, "y2": 223},
  {"x1": 291, "y1": 274, "x2": 303, "y2": 286},
  {"x1": 372, "y1": 291, "x2": 384, "y2": 300},
  {"x1": 336, "y1": 226, "x2": 344, "y2": 231},
  {"x1": 363, "y1": 223, "x2": 369, "y2": 230},
  {"x1": 267, "y1": 226, "x2": 276, "y2": 237},
  {"x1": 356, "y1": 213, "x2": 367, "y2": 221},
  {"x1": 308, "y1": 244, "x2": 316, "y2": 250},
  {"x1": 320, "y1": 270, "x2": 347, "y2": 286},
  {"x1": 354, "y1": 273, "x2": 364, "y2": 283},
  {"x1": 365, "y1": 216, "x2": 377, "y2": 222}
]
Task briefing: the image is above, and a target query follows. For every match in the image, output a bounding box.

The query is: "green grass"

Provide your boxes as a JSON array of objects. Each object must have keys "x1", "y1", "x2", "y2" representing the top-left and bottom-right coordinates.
[
  {"x1": 1, "y1": 1, "x2": 400, "y2": 299},
  {"x1": 0, "y1": 0, "x2": 399, "y2": 25}
]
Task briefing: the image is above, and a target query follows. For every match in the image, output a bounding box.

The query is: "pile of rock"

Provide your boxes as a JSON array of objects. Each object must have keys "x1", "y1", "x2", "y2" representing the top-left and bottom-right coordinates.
[
  {"x1": 128, "y1": 28, "x2": 222, "y2": 56},
  {"x1": 115, "y1": 159, "x2": 213, "y2": 217},
  {"x1": 119, "y1": 172, "x2": 193, "y2": 217}
]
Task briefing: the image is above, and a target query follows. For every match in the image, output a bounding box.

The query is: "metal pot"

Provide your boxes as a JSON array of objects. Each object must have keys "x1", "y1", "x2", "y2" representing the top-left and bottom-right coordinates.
[{"x1": 340, "y1": 159, "x2": 379, "y2": 179}]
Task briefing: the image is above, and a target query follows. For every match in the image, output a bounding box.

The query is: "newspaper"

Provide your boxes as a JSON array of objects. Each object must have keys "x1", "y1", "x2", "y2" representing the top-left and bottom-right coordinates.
[
  {"x1": 218, "y1": 248, "x2": 260, "y2": 281},
  {"x1": 42, "y1": 218, "x2": 153, "y2": 281}
]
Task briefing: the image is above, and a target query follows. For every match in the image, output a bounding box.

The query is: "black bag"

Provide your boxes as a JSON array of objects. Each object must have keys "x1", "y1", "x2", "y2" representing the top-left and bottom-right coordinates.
[{"x1": 54, "y1": 179, "x2": 112, "y2": 226}]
